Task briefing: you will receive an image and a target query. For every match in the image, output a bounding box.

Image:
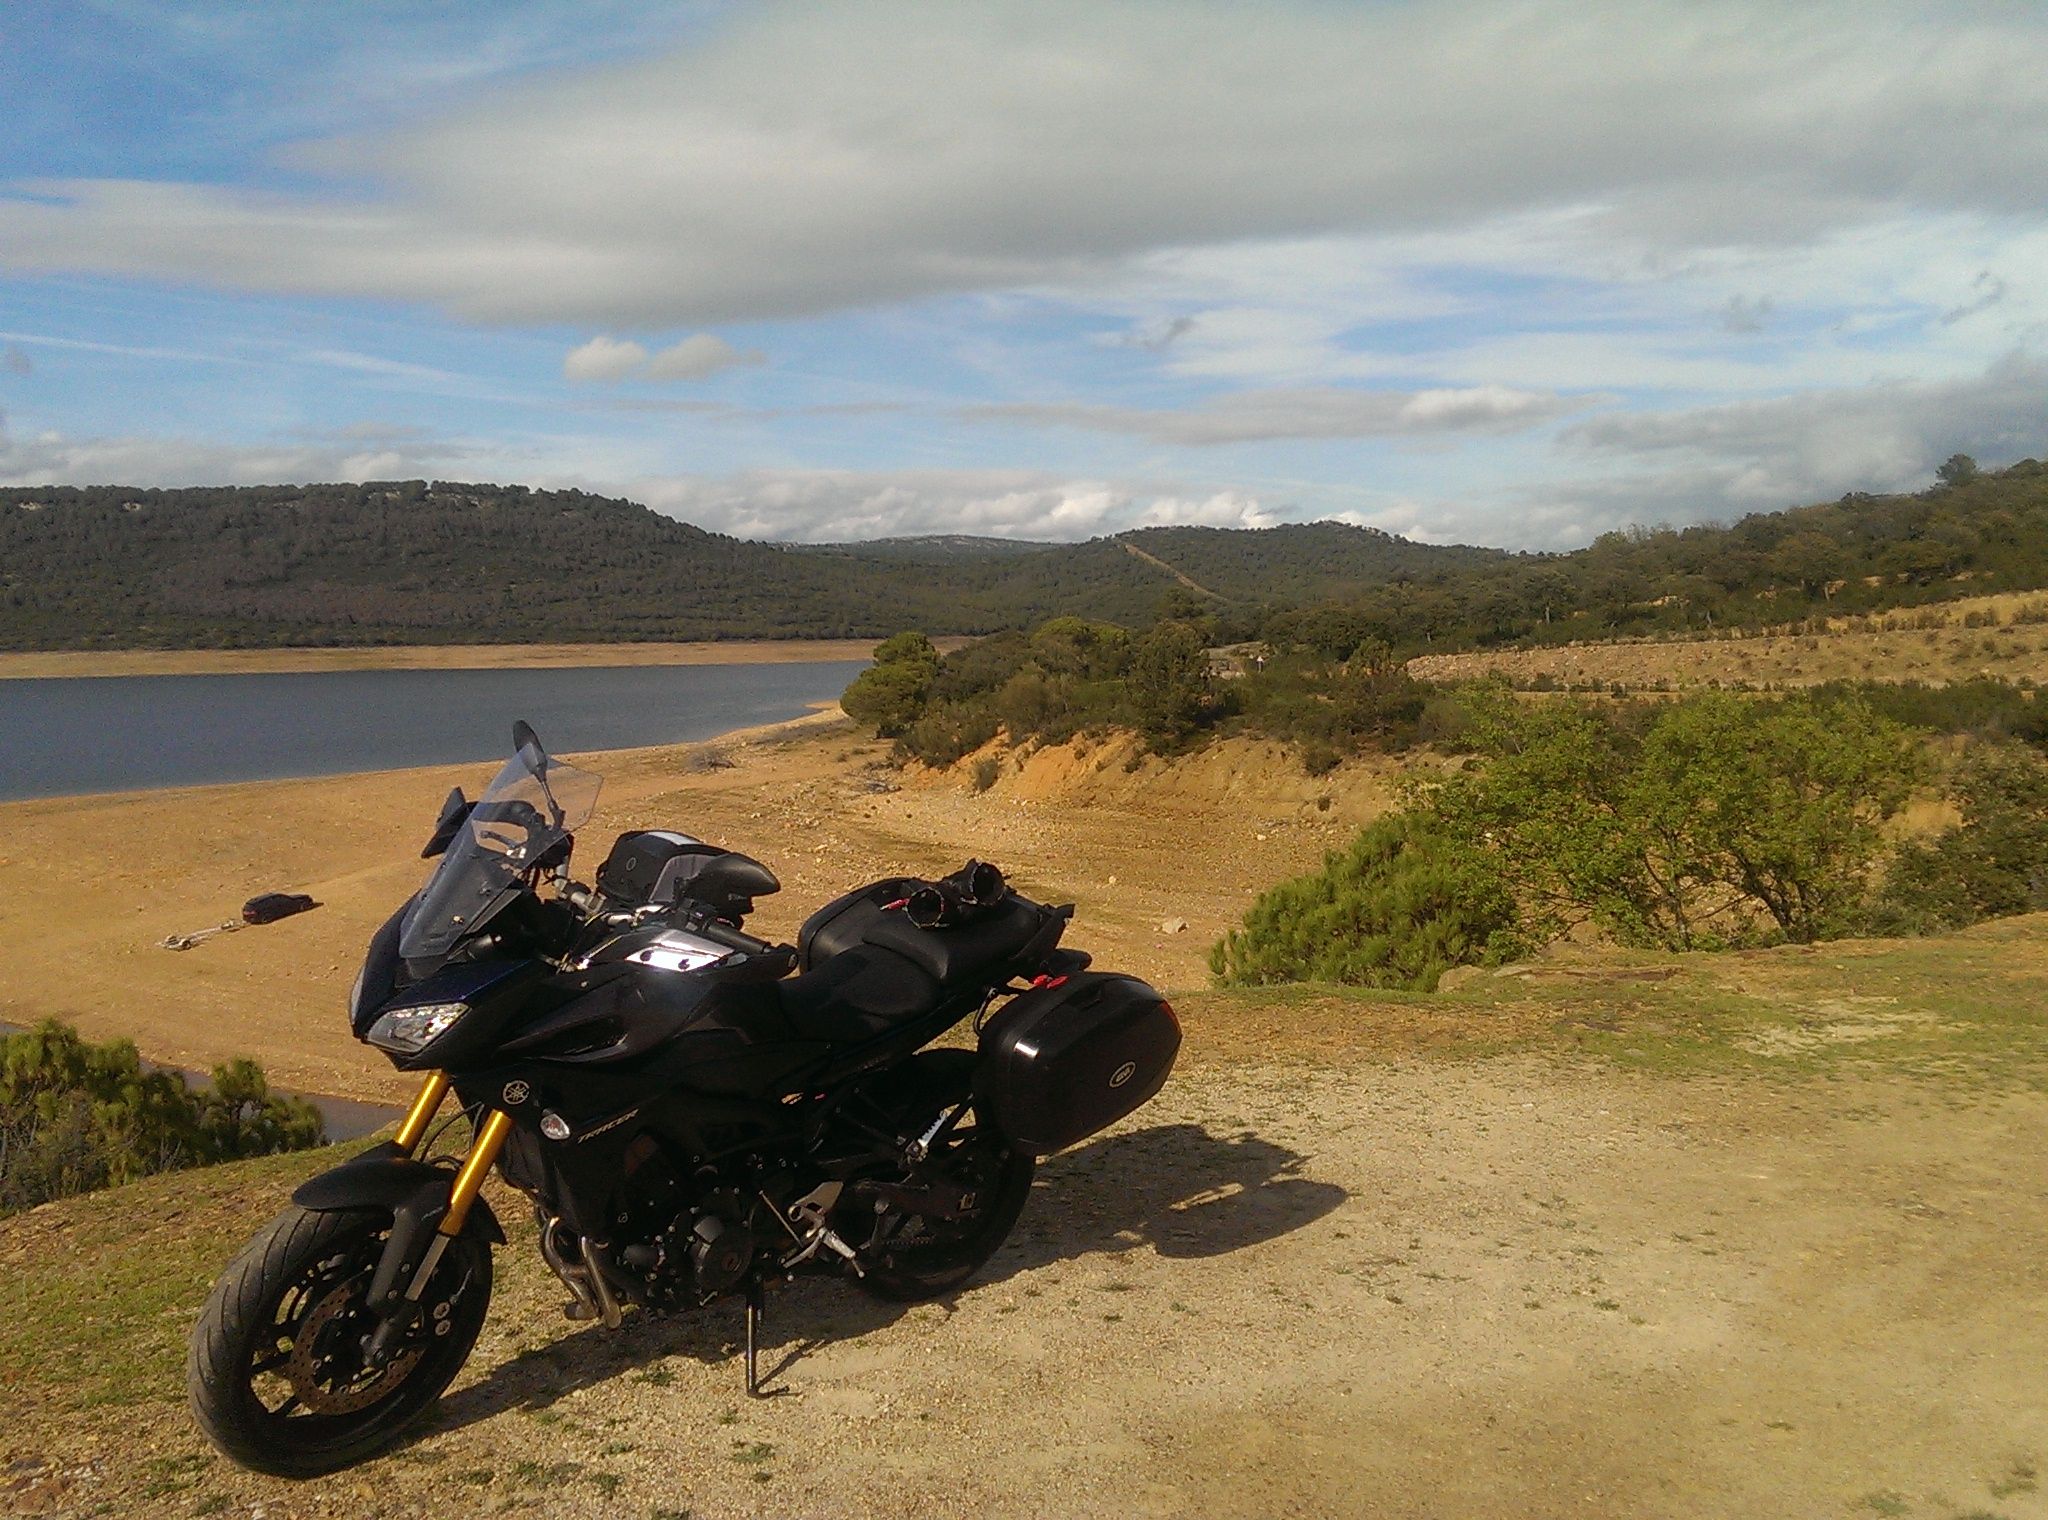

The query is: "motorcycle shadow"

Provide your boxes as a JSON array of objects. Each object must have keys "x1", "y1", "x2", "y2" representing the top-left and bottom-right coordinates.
[
  {"x1": 995, "y1": 1120, "x2": 1348, "y2": 1274},
  {"x1": 426, "y1": 1122, "x2": 1342, "y2": 1430}
]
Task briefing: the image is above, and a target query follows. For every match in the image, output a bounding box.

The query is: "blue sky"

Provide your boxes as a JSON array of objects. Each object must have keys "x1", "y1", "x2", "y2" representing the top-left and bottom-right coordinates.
[{"x1": 2, "y1": 0, "x2": 2045, "y2": 546}]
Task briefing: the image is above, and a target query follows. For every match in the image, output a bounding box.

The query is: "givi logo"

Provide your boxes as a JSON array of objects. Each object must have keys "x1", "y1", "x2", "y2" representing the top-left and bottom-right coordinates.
[{"x1": 1109, "y1": 1061, "x2": 1137, "y2": 1089}]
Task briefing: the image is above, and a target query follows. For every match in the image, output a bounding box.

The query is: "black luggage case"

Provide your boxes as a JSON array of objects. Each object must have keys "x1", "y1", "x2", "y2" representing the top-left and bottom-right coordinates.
[{"x1": 975, "y1": 972, "x2": 1180, "y2": 1155}]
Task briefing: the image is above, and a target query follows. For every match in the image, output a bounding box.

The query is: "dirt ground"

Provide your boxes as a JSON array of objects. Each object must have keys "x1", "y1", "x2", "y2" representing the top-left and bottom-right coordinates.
[
  {"x1": 1408, "y1": 589, "x2": 2048, "y2": 690},
  {"x1": 0, "y1": 713, "x2": 1388, "y2": 1102},
  {"x1": 4, "y1": 725, "x2": 2047, "y2": 1517},
  {"x1": 5, "y1": 1048, "x2": 2045, "y2": 1520},
  {"x1": 0, "y1": 639, "x2": 922, "y2": 681}
]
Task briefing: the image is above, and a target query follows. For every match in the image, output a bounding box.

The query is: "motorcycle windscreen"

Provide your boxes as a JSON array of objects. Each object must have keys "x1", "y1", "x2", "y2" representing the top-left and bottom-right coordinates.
[{"x1": 399, "y1": 734, "x2": 602, "y2": 961}]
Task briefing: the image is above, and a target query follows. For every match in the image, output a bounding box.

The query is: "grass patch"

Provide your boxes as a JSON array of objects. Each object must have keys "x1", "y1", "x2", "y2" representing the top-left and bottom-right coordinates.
[
  {"x1": 1180, "y1": 914, "x2": 2048, "y2": 1086},
  {"x1": 0, "y1": 1141, "x2": 355, "y2": 1416}
]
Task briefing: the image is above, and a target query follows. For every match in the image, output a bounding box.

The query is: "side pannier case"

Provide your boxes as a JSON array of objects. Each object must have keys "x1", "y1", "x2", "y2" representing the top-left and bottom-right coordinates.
[{"x1": 975, "y1": 972, "x2": 1181, "y2": 1155}]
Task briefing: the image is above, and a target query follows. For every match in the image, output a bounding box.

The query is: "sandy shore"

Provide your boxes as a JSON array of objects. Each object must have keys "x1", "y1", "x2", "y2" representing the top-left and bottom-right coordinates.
[
  {"x1": 0, "y1": 638, "x2": 925, "y2": 681},
  {"x1": 0, "y1": 708, "x2": 1384, "y2": 1102}
]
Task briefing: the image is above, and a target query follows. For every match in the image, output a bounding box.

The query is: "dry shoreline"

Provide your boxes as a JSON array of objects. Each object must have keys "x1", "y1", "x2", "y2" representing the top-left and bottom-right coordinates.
[
  {"x1": 0, "y1": 710, "x2": 1377, "y2": 1103},
  {"x1": 0, "y1": 638, "x2": 923, "y2": 681}
]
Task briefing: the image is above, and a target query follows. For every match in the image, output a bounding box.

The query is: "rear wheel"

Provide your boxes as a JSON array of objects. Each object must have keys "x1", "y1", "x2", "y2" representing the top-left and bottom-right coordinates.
[
  {"x1": 854, "y1": 1090, "x2": 1036, "y2": 1302},
  {"x1": 188, "y1": 1206, "x2": 491, "y2": 1477}
]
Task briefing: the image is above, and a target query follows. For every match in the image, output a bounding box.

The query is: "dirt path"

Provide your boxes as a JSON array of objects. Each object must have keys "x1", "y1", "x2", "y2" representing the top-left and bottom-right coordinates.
[
  {"x1": 1120, "y1": 540, "x2": 1222, "y2": 601},
  {"x1": 8, "y1": 1051, "x2": 2045, "y2": 1519}
]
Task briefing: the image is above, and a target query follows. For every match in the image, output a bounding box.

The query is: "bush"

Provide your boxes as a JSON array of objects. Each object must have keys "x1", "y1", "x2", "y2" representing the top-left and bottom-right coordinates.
[
  {"x1": 1210, "y1": 814, "x2": 1526, "y2": 991},
  {"x1": 841, "y1": 630, "x2": 941, "y2": 737},
  {"x1": 1, "y1": 1020, "x2": 324, "y2": 1215},
  {"x1": 1299, "y1": 740, "x2": 1342, "y2": 777},
  {"x1": 1873, "y1": 743, "x2": 2048, "y2": 933},
  {"x1": 970, "y1": 756, "x2": 1000, "y2": 793},
  {"x1": 1424, "y1": 688, "x2": 1920, "y2": 948},
  {"x1": 1127, "y1": 620, "x2": 1211, "y2": 747},
  {"x1": 899, "y1": 703, "x2": 1001, "y2": 767}
]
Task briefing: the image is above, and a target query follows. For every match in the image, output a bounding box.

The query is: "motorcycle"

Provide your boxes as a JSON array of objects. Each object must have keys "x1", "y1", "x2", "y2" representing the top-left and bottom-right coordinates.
[{"x1": 187, "y1": 724, "x2": 1180, "y2": 1476}]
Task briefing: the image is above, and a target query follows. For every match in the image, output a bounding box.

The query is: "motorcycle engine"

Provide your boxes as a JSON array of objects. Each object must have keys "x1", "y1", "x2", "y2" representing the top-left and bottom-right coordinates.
[{"x1": 619, "y1": 1184, "x2": 760, "y2": 1306}]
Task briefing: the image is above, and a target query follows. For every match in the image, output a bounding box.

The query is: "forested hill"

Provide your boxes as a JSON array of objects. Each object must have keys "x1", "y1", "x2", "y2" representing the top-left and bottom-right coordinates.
[
  {"x1": 1, "y1": 459, "x2": 2044, "y2": 650},
  {"x1": 0, "y1": 481, "x2": 1505, "y2": 649}
]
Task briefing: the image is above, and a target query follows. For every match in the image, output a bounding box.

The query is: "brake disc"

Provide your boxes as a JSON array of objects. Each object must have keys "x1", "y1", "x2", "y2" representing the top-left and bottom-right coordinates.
[{"x1": 283, "y1": 1281, "x2": 423, "y2": 1415}]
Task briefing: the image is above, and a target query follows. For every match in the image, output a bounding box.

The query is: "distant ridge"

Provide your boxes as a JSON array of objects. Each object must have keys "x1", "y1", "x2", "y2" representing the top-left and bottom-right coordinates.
[
  {"x1": 3, "y1": 461, "x2": 2044, "y2": 651},
  {"x1": 795, "y1": 533, "x2": 1060, "y2": 561},
  {"x1": 0, "y1": 482, "x2": 1506, "y2": 649}
]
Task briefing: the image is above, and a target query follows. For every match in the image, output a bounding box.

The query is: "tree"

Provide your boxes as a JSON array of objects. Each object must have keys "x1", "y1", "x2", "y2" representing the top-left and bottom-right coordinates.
[
  {"x1": 1628, "y1": 692, "x2": 1918, "y2": 942},
  {"x1": 1210, "y1": 813, "x2": 1525, "y2": 991},
  {"x1": 1422, "y1": 689, "x2": 1919, "y2": 949},
  {"x1": 2, "y1": 1020, "x2": 323, "y2": 1215},
  {"x1": 1768, "y1": 530, "x2": 1843, "y2": 598},
  {"x1": 841, "y1": 630, "x2": 941, "y2": 737},
  {"x1": 1422, "y1": 688, "x2": 1663, "y2": 945},
  {"x1": 1126, "y1": 620, "x2": 1210, "y2": 746},
  {"x1": 1936, "y1": 453, "x2": 1980, "y2": 488}
]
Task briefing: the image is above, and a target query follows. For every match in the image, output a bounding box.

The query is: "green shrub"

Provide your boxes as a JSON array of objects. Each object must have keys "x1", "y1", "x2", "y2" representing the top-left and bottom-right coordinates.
[
  {"x1": 1299, "y1": 740, "x2": 1342, "y2": 777},
  {"x1": 841, "y1": 630, "x2": 941, "y2": 737},
  {"x1": 1, "y1": 1020, "x2": 324, "y2": 1215},
  {"x1": 1127, "y1": 620, "x2": 1211, "y2": 747},
  {"x1": 970, "y1": 756, "x2": 1000, "y2": 793},
  {"x1": 1210, "y1": 814, "x2": 1526, "y2": 991},
  {"x1": 1873, "y1": 743, "x2": 2048, "y2": 933},
  {"x1": 1424, "y1": 688, "x2": 1920, "y2": 948},
  {"x1": 899, "y1": 703, "x2": 1001, "y2": 767}
]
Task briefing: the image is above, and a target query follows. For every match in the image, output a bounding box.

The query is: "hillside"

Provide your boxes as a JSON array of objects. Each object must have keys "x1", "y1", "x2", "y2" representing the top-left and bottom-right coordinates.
[
  {"x1": 0, "y1": 482, "x2": 1501, "y2": 650},
  {"x1": 3, "y1": 458, "x2": 2045, "y2": 651}
]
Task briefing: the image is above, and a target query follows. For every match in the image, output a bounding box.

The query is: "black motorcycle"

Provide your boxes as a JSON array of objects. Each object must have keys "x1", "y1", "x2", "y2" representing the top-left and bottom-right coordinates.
[{"x1": 187, "y1": 724, "x2": 1180, "y2": 1476}]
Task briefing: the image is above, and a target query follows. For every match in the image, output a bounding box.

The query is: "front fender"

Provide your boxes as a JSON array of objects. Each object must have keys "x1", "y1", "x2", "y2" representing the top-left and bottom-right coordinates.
[{"x1": 291, "y1": 1143, "x2": 507, "y2": 1245}]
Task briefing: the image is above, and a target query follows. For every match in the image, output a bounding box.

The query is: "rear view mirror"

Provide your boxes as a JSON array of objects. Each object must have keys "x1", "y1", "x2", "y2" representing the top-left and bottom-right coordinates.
[{"x1": 421, "y1": 787, "x2": 474, "y2": 859}]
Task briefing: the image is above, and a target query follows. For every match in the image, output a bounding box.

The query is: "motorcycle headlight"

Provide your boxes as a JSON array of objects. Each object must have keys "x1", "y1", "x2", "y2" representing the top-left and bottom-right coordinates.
[{"x1": 364, "y1": 1001, "x2": 468, "y2": 1055}]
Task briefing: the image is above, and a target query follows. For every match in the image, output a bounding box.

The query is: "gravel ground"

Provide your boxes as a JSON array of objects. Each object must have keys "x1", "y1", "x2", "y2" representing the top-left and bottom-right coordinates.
[{"x1": 12, "y1": 1054, "x2": 2046, "y2": 1520}]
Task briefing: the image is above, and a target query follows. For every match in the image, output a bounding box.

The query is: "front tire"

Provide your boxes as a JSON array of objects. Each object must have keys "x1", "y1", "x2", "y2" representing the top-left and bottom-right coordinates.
[{"x1": 188, "y1": 1205, "x2": 491, "y2": 1477}]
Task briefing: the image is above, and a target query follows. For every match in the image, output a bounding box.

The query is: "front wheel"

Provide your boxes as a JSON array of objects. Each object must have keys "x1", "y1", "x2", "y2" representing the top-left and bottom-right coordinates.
[{"x1": 187, "y1": 1205, "x2": 491, "y2": 1477}]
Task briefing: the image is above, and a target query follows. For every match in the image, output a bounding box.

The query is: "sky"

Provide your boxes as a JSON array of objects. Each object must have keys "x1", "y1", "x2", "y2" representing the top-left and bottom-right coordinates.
[{"x1": 1, "y1": 0, "x2": 2044, "y2": 549}]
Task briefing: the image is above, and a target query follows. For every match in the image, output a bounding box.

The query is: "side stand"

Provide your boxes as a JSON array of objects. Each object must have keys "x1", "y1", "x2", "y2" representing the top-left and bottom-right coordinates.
[{"x1": 744, "y1": 1276, "x2": 771, "y2": 1398}]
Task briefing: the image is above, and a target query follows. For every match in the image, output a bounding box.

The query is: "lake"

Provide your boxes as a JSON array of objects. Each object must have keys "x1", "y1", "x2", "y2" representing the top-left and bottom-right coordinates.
[{"x1": 0, "y1": 659, "x2": 868, "y2": 801}]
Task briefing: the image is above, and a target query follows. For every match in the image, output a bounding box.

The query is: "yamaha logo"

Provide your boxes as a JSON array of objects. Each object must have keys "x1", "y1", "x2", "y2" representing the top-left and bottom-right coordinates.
[
  {"x1": 1109, "y1": 1061, "x2": 1137, "y2": 1089},
  {"x1": 501, "y1": 1080, "x2": 531, "y2": 1106}
]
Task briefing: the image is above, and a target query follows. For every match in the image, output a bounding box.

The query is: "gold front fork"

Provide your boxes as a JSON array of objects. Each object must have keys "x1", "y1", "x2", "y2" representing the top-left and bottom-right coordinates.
[
  {"x1": 439, "y1": 1109, "x2": 514, "y2": 1238},
  {"x1": 392, "y1": 1071, "x2": 451, "y2": 1155}
]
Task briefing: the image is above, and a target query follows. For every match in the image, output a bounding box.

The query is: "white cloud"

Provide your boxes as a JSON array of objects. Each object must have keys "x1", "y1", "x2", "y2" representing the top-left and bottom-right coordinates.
[
  {"x1": 965, "y1": 385, "x2": 1586, "y2": 445},
  {"x1": 643, "y1": 333, "x2": 764, "y2": 380},
  {"x1": 1565, "y1": 352, "x2": 2048, "y2": 477},
  {"x1": 626, "y1": 467, "x2": 1279, "y2": 541},
  {"x1": 5, "y1": 1, "x2": 2045, "y2": 325},
  {"x1": 562, "y1": 335, "x2": 650, "y2": 382},
  {"x1": 1521, "y1": 353, "x2": 2048, "y2": 539},
  {"x1": 1719, "y1": 294, "x2": 1774, "y2": 334},
  {"x1": 0, "y1": 423, "x2": 472, "y2": 489},
  {"x1": 564, "y1": 332, "x2": 763, "y2": 382}
]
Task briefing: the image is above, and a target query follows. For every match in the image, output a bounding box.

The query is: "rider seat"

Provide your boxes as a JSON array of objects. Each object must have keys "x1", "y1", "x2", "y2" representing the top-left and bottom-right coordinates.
[
  {"x1": 780, "y1": 879, "x2": 1053, "y2": 1039},
  {"x1": 774, "y1": 943, "x2": 944, "y2": 1041}
]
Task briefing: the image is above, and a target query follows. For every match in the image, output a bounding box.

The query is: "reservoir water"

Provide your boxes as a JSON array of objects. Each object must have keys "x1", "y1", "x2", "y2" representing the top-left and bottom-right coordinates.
[{"x1": 0, "y1": 659, "x2": 867, "y2": 801}]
